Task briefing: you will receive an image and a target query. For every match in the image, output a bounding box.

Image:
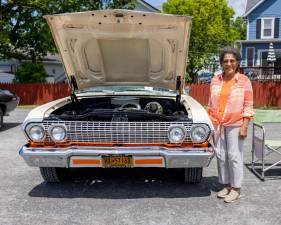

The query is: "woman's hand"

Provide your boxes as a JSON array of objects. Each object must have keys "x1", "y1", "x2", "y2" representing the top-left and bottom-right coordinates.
[
  {"x1": 240, "y1": 117, "x2": 250, "y2": 139},
  {"x1": 239, "y1": 125, "x2": 248, "y2": 138}
]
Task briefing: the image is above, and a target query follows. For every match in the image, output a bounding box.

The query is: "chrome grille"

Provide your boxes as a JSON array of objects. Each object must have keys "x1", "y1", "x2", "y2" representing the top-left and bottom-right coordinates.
[{"x1": 42, "y1": 121, "x2": 193, "y2": 144}]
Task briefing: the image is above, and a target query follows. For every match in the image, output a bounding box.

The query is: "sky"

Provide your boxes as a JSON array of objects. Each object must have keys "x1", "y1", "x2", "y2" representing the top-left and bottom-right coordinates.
[{"x1": 146, "y1": 0, "x2": 247, "y2": 17}]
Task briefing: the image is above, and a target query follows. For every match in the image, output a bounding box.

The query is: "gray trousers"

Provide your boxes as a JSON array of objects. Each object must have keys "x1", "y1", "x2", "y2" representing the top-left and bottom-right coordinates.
[{"x1": 214, "y1": 126, "x2": 244, "y2": 188}]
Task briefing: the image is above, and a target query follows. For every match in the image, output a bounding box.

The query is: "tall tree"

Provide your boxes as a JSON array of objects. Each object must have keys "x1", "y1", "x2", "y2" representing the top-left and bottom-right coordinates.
[
  {"x1": 232, "y1": 16, "x2": 247, "y2": 40},
  {"x1": 0, "y1": 0, "x2": 136, "y2": 62},
  {"x1": 163, "y1": 0, "x2": 240, "y2": 81}
]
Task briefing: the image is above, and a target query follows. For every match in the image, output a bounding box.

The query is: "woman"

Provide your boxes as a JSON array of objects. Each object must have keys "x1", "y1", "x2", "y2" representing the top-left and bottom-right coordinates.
[{"x1": 208, "y1": 47, "x2": 254, "y2": 203}]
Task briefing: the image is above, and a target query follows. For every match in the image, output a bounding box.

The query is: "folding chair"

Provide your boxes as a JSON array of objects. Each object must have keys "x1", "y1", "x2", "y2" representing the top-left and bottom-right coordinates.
[{"x1": 252, "y1": 122, "x2": 281, "y2": 180}]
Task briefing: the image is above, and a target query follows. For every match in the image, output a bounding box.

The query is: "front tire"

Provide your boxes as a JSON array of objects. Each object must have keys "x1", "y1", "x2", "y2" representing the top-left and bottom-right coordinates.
[
  {"x1": 40, "y1": 167, "x2": 71, "y2": 183},
  {"x1": 184, "y1": 168, "x2": 203, "y2": 184}
]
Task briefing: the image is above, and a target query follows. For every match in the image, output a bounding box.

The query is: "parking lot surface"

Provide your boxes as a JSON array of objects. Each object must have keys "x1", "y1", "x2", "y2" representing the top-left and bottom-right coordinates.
[{"x1": 0, "y1": 108, "x2": 280, "y2": 225}]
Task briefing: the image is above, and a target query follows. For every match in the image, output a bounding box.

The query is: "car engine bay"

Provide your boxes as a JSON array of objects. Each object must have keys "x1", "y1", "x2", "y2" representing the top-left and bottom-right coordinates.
[{"x1": 47, "y1": 96, "x2": 191, "y2": 122}]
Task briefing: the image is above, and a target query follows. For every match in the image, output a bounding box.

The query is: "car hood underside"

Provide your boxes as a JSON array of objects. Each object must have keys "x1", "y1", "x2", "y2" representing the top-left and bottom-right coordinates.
[{"x1": 44, "y1": 10, "x2": 192, "y2": 91}]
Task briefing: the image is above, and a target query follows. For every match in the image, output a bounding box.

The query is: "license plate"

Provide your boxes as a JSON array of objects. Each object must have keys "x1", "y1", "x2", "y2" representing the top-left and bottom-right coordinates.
[{"x1": 103, "y1": 155, "x2": 132, "y2": 168}]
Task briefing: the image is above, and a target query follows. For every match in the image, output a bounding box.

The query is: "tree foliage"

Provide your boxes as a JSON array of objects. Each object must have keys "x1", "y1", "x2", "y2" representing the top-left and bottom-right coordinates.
[
  {"x1": 14, "y1": 62, "x2": 48, "y2": 83},
  {"x1": 0, "y1": 0, "x2": 136, "y2": 62},
  {"x1": 163, "y1": 0, "x2": 242, "y2": 81},
  {"x1": 232, "y1": 17, "x2": 247, "y2": 40}
]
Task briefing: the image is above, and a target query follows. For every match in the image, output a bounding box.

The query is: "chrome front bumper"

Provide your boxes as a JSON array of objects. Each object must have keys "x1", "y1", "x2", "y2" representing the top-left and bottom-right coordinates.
[{"x1": 19, "y1": 145, "x2": 214, "y2": 168}]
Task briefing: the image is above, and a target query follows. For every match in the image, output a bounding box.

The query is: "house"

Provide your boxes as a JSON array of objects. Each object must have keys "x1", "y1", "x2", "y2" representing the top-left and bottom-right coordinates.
[
  {"x1": 239, "y1": 0, "x2": 281, "y2": 67},
  {"x1": 0, "y1": 59, "x2": 17, "y2": 83},
  {"x1": 0, "y1": 0, "x2": 161, "y2": 83},
  {"x1": 134, "y1": 0, "x2": 161, "y2": 12}
]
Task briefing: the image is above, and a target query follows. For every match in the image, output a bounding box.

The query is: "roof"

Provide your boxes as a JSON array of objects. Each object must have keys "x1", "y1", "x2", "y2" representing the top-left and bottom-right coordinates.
[
  {"x1": 236, "y1": 38, "x2": 281, "y2": 44},
  {"x1": 137, "y1": 0, "x2": 161, "y2": 12},
  {"x1": 244, "y1": 0, "x2": 266, "y2": 17}
]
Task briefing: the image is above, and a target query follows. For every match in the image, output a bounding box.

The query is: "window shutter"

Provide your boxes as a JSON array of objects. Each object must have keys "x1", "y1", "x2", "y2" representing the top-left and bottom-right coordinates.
[
  {"x1": 274, "y1": 18, "x2": 280, "y2": 38},
  {"x1": 256, "y1": 19, "x2": 261, "y2": 39}
]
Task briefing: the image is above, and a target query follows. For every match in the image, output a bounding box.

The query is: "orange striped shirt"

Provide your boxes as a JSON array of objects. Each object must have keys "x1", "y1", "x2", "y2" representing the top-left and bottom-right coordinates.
[{"x1": 207, "y1": 73, "x2": 254, "y2": 126}]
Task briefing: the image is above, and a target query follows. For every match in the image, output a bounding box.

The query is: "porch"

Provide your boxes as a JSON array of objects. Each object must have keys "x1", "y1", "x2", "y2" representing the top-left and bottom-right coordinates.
[{"x1": 240, "y1": 66, "x2": 281, "y2": 81}]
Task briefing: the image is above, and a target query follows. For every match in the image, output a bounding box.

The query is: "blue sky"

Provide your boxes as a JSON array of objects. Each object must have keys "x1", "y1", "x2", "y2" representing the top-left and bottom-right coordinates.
[{"x1": 146, "y1": 0, "x2": 247, "y2": 17}]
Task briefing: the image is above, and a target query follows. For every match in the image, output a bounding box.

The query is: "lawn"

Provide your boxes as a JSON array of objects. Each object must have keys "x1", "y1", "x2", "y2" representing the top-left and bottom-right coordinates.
[{"x1": 254, "y1": 109, "x2": 281, "y2": 123}]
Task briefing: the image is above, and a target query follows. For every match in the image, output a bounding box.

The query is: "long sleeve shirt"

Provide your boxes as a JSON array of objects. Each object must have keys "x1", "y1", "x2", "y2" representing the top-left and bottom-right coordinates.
[{"x1": 207, "y1": 72, "x2": 254, "y2": 127}]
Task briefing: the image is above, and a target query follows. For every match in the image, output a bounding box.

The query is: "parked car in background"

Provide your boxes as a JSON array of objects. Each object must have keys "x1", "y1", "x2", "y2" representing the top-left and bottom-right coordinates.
[
  {"x1": 19, "y1": 10, "x2": 214, "y2": 184},
  {"x1": 197, "y1": 71, "x2": 213, "y2": 83},
  {"x1": 0, "y1": 89, "x2": 20, "y2": 129},
  {"x1": 242, "y1": 67, "x2": 258, "y2": 81}
]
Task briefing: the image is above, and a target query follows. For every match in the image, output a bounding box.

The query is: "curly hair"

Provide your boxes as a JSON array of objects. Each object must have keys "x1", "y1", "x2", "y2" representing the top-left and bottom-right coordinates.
[
  {"x1": 219, "y1": 47, "x2": 241, "y2": 72},
  {"x1": 219, "y1": 47, "x2": 241, "y2": 63}
]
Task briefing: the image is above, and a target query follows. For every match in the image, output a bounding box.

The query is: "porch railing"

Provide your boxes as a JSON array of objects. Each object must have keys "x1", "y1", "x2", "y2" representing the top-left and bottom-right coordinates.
[{"x1": 240, "y1": 67, "x2": 281, "y2": 81}]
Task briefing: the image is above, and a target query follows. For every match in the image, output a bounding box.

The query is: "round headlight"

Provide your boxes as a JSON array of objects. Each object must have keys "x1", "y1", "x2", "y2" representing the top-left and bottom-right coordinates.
[
  {"x1": 168, "y1": 125, "x2": 187, "y2": 143},
  {"x1": 27, "y1": 124, "x2": 45, "y2": 142},
  {"x1": 49, "y1": 125, "x2": 67, "y2": 142},
  {"x1": 190, "y1": 124, "x2": 210, "y2": 143}
]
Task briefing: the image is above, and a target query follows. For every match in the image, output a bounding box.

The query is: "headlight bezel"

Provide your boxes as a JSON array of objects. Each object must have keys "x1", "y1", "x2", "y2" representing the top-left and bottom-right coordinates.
[
  {"x1": 25, "y1": 123, "x2": 46, "y2": 142},
  {"x1": 167, "y1": 124, "x2": 187, "y2": 144},
  {"x1": 190, "y1": 124, "x2": 210, "y2": 143},
  {"x1": 48, "y1": 124, "x2": 67, "y2": 142}
]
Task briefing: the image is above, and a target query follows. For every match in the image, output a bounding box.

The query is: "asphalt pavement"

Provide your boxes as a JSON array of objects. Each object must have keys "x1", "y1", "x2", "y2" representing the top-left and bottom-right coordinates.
[{"x1": 0, "y1": 108, "x2": 280, "y2": 225}]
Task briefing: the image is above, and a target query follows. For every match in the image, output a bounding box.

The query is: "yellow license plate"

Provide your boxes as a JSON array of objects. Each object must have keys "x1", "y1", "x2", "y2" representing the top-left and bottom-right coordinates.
[{"x1": 103, "y1": 156, "x2": 132, "y2": 168}]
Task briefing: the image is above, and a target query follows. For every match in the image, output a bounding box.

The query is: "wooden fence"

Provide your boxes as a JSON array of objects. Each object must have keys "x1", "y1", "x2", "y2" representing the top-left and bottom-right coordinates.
[
  {"x1": 1, "y1": 82, "x2": 281, "y2": 107},
  {"x1": 0, "y1": 83, "x2": 71, "y2": 105},
  {"x1": 188, "y1": 81, "x2": 281, "y2": 107}
]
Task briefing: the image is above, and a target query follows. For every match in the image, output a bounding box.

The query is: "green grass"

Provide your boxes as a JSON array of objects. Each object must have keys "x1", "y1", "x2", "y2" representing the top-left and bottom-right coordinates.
[
  {"x1": 17, "y1": 105, "x2": 37, "y2": 109},
  {"x1": 254, "y1": 109, "x2": 281, "y2": 123}
]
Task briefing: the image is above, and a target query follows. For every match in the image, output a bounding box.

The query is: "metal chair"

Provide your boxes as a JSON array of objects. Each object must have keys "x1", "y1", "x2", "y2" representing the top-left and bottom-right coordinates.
[{"x1": 252, "y1": 122, "x2": 281, "y2": 180}]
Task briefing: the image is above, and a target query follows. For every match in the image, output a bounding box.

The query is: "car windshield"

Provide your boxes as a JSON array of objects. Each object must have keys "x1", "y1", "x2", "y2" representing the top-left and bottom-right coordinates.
[{"x1": 78, "y1": 86, "x2": 177, "y2": 94}]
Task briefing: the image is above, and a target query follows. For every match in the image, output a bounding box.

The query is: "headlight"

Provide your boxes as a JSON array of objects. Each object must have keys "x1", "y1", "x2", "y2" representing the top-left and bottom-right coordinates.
[
  {"x1": 190, "y1": 124, "x2": 210, "y2": 143},
  {"x1": 168, "y1": 125, "x2": 187, "y2": 143},
  {"x1": 26, "y1": 124, "x2": 46, "y2": 142},
  {"x1": 48, "y1": 125, "x2": 67, "y2": 142}
]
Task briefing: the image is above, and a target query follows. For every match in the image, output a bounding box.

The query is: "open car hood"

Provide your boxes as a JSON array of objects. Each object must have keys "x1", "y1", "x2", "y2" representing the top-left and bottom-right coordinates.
[{"x1": 45, "y1": 10, "x2": 192, "y2": 91}]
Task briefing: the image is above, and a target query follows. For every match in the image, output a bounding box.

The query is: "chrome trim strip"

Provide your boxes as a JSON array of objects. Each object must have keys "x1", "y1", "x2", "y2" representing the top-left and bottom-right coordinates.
[{"x1": 19, "y1": 145, "x2": 214, "y2": 168}]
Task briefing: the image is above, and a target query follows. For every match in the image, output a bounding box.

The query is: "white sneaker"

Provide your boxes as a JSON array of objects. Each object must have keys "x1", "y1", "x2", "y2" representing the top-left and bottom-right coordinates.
[
  {"x1": 217, "y1": 187, "x2": 230, "y2": 199},
  {"x1": 224, "y1": 189, "x2": 240, "y2": 203}
]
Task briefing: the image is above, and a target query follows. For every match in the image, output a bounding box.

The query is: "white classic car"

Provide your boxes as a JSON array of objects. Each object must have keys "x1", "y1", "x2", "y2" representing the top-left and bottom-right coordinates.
[{"x1": 20, "y1": 10, "x2": 214, "y2": 183}]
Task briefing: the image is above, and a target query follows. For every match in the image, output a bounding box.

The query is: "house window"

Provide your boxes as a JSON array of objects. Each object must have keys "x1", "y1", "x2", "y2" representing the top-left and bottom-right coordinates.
[
  {"x1": 261, "y1": 18, "x2": 274, "y2": 38},
  {"x1": 246, "y1": 47, "x2": 254, "y2": 67},
  {"x1": 260, "y1": 51, "x2": 269, "y2": 66}
]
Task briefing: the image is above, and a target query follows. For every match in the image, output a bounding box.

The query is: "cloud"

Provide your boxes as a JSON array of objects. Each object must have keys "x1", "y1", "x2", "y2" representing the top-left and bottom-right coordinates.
[{"x1": 228, "y1": 0, "x2": 247, "y2": 16}]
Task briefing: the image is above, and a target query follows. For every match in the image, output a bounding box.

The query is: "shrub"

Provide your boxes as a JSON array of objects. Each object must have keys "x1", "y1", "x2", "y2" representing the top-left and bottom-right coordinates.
[{"x1": 14, "y1": 62, "x2": 48, "y2": 83}]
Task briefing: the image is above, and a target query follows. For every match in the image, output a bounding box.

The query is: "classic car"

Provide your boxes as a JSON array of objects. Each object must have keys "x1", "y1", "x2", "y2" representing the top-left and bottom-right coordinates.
[
  {"x1": 0, "y1": 88, "x2": 20, "y2": 129},
  {"x1": 19, "y1": 10, "x2": 214, "y2": 183}
]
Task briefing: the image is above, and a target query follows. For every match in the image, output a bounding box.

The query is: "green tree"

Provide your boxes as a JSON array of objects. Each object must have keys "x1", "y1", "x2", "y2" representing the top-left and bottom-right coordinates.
[
  {"x1": 14, "y1": 62, "x2": 48, "y2": 83},
  {"x1": 232, "y1": 16, "x2": 247, "y2": 40},
  {"x1": 0, "y1": 0, "x2": 136, "y2": 62},
  {"x1": 163, "y1": 0, "x2": 240, "y2": 81}
]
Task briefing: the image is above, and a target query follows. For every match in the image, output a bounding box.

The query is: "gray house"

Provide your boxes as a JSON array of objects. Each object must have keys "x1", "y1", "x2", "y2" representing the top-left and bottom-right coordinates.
[{"x1": 0, "y1": 0, "x2": 161, "y2": 83}]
